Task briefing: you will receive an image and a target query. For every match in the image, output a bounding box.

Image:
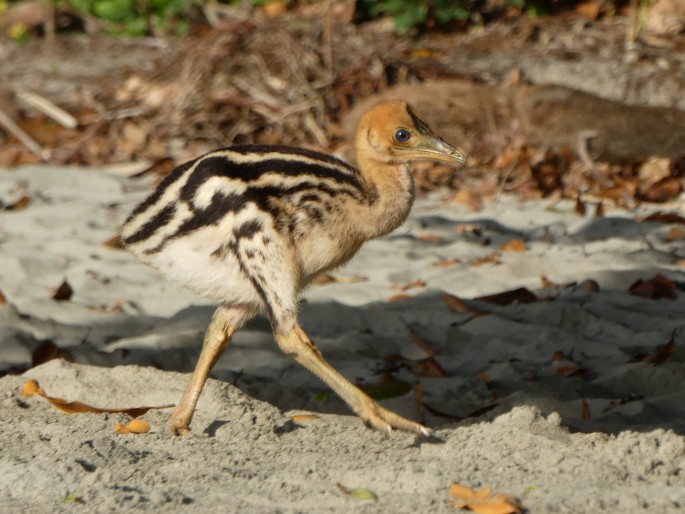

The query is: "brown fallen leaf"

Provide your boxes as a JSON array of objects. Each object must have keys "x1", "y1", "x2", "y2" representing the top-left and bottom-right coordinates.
[
  {"x1": 115, "y1": 419, "x2": 151, "y2": 434},
  {"x1": 551, "y1": 351, "x2": 588, "y2": 379},
  {"x1": 540, "y1": 275, "x2": 560, "y2": 289},
  {"x1": 476, "y1": 287, "x2": 538, "y2": 306},
  {"x1": 441, "y1": 293, "x2": 473, "y2": 313},
  {"x1": 412, "y1": 357, "x2": 448, "y2": 378},
  {"x1": 631, "y1": 332, "x2": 677, "y2": 365},
  {"x1": 22, "y1": 379, "x2": 173, "y2": 416},
  {"x1": 638, "y1": 212, "x2": 685, "y2": 224},
  {"x1": 595, "y1": 201, "x2": 604, "y2": 217},
  {"x1": 500, "y1": 239, "x2": 527, "y2": 253},
  {"x1": 454, "y1": 223, "x2": 482, "y2": 235},
  {"x1": 388, "y1": 293, "x2": 412, "y2": 302},
  {"x1": 663, "y1": 226, "x2": 685, "y2": 242},
  {"x1": 402, "y1": 319, "x2": 437, "y2": 356},
  {"x1": 288, "y1": 414, "x2": 322, "y2": 423},
  {"x1": 52, "y1": 280, "x2": 73, "y2": 301},
  {"x1": 471, "y1": 253, "x2": 502, "y2": 267},
  {"x1": 629, "y1": 274, "x2": 677, "y2": 300},
  {"x1": 641, "y1": 177, "x2": 682, "y2": 203},
  {"x1": 581, "y1": 397, "x2": 591, "y2": 421},
  {"x1": 433, "y1": 258, "x2": 463, "y2": 268},
  {"x1": 451, "y1": 188, "x2": 483, "y2": 211},
  {"x1": 4, "y1": 195, "x2": 31, "y2": 210},
  {"x1": 394, "y1": 279, "x2": 427, "y2": 292},
  {"x1": 449, "y1": 483, "x2": 525, "y2": 514},
  {"x1": 31, "y1": 340, "x2": 73, "y2": 367},
  {"x1": 576, "y1": 0, "x2": 601, "y2": 20},
  {"x1": 417, "y1": 233, "x2": 445, "y2": 243},
  {"x1": 414, "y1": 382, "x2": 426, "y2": 424}
]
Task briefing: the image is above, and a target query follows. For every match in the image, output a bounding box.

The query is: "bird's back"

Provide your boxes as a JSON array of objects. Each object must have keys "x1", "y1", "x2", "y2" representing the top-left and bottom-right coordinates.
[{"x1": 121, "y1": 145, "x2": 370, "y2": 302}]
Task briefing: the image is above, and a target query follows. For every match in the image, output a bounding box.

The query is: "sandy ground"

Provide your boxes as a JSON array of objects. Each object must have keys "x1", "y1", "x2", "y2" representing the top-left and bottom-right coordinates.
[{"x1": 1, "y1": 164, "x2": 684, "y2": 513}]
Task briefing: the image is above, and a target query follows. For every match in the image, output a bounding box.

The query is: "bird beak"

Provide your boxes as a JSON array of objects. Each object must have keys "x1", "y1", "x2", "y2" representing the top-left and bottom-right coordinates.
[{"x1": 397, "y1": 136, "x2": 467, "y2": 167}]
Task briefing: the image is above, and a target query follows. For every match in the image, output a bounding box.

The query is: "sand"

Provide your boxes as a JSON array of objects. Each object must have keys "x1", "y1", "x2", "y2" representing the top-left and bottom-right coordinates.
[{"x1": 1, "y1": 164, "x2": 684, "y2": 513}]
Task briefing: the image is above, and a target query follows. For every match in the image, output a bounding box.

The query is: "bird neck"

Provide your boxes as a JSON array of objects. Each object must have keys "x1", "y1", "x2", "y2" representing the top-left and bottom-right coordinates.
[{"x1": 355, "y1": 155, "x2": 416, "y2": 240}]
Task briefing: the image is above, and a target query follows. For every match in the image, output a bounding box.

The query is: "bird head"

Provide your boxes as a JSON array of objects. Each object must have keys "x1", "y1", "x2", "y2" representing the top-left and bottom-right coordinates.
[{"x1": 356, "y1": 100, "x2": 466, "y2": 167}]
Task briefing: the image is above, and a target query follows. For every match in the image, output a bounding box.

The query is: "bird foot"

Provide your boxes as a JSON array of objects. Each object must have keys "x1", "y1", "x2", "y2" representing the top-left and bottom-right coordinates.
[
  {"x1": 167, "y1": 411, "x2": 195, "y2": 436},
  {"x1": 360, "y1": 401, "x2": 431, "y2": 436}
]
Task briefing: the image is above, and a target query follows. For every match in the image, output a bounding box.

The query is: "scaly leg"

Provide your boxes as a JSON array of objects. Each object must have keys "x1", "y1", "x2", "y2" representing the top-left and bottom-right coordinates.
[
  {"x1": 168, "y1": 305, "x2": 251, "y2": 435},
  {"x1": 274, "y1": 324, "x2": 430, "y2": 435}
]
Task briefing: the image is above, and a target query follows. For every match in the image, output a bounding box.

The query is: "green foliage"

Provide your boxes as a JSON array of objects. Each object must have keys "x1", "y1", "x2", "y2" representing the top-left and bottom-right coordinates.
[
  {"x1": 357, "y1": 0, "x2": 558, "y2": 32},
  {"x1": 358, "y1": 0, "x2": 473, "y2": 32},
  {"x1": 66, "y1": 0, "x2": 194, "y2": 36}
]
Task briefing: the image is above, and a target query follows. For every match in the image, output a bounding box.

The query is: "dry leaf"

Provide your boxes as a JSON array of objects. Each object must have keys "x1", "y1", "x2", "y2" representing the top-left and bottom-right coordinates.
[
  {"x1": 417, "y1": 233, "x2": 445, "y2": 243},
  {"x1": 455, "y1": 223, "x2": 482, "y2": 235},
  {"x1": 261, "y1": 0, "x2": 287, "y2": 17},
  {"x1": 500, "y1": 239, "x2": 527, "y2": 253},
  {"x1": 476, "y1": 287, "x2": 538, "y2": 306},
  {"x1": 289, "y1": 414, "x2": 321, "y2": 423},
  {"x1": 663, "y1": 226, "x2": 685, "y2": 242},
  {"x1": 641, "y1": 177, "x2": 682, "y2": 203},
  {"x1": 452, "y1": 189, "x2": 483, "y2": 211},
  {"x1": 402, "y1": 320, "x2": 437, "y2": 356},
  {"x1": 412, "y1": 357, "x2": 448, "y2": 378},
  {"x1": 639, "y1": 212, "x2": 685, "y2": 224},
  {"x1": 115, "y1": 419, "x2": 151, "y2": 434},
  {"x1": 629, "y1": 274, "x2": 677, "y2": 300},
  {"x1": 22, "y1": 379, "x2": 173, "y2": 416},
  {"x1": 52, "y1": 280, "x2": 73, "y2": 301},
  {"x1": 4, "y1": 195, "x2": 31, "y2": 210},
  {"x1": 441, "y1": 293, "x2": 473, "y2": 313},
  {"x1": 581, "y1": 397, "x2": 591, "y2": 421},
  {"x1": 31, "y1": 340, "x2": 73, "y2": 367},
  {"x1": 576, "y1": 1, "x2": 601, "y2": 20},
  {"x1": 336, "y1": 483, "x2": 378, "y2": 501},
  {"x1": 472, "y1": 253, "x2": 502, "y2": 267},
  {"x1": 449, "y1": 483, "x2": 525, "y2": 514},
  {"x1": 388, "y1": 293, "x2": 412, "y2": 302},
  {"x1": 433, "y1": 258, "x2": 463, "y2": 268},
  {"x1": 631, "y1": 333, "x2": 677, "y2": 365},
  {"x1": 540, "y1": 275, "x2": 560, "y2": 289},
  {"x1": 595, "y1": 201, "x2": 604, "y2": 217},
  {"x1": 414, "y1": 382, "x2": 426, "y2": 424},
  {"x1": 551, "y1": 351, "x2": 588, "y2": 379},
  {"x1": 394, "y1": 279, "x2": 427, "y2": 292}
]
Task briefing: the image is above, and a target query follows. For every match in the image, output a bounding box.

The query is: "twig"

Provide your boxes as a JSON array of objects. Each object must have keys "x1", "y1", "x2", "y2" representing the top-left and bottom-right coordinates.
[
  {"x1": 324, "y1": 0, "x2": 334, "y2": 81},
  {"x1": 54, "y1": 119, "x2": 105, "y2": 164},
  {"x1": 0, "y1": 109, "x2": 50, "y2": 160},
  {"x1": 15, "y1": 90, "x2": 78, "y2": 129},
  {"x1": 576, "y1": 130, "x2": 611, "y2": 188}
]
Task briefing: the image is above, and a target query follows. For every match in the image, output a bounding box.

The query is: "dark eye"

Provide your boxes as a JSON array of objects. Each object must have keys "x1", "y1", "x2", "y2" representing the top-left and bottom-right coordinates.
[{"x1": 394, "y1": 129, "x2": 411, "y2": 143}]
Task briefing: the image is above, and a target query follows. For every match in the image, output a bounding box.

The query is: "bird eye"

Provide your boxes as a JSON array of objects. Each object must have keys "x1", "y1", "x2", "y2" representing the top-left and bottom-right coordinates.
[{"x1": 394, "y1": 129, "x2": 411, "y2": 143}]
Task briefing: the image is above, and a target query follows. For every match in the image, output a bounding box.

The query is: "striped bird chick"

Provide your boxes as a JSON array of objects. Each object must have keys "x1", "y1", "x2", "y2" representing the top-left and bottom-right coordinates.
[{"x1": 122, "y1": 100, "x2": 466, "y2": 436}]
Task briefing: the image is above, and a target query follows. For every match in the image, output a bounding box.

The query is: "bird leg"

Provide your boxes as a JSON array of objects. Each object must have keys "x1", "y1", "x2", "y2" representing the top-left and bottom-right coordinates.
[
  {"x1": 274, "y1": 324, "x2": 430, "y2": 436},
  {"x1": 168, "y1": 305, "x2": 249, "y2": 436}
]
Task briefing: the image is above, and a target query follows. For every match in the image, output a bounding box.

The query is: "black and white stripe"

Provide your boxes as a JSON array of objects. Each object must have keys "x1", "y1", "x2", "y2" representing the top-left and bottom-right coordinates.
[{"x1": 121, "y1": 145, "x2": 366, "y2": 255}]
